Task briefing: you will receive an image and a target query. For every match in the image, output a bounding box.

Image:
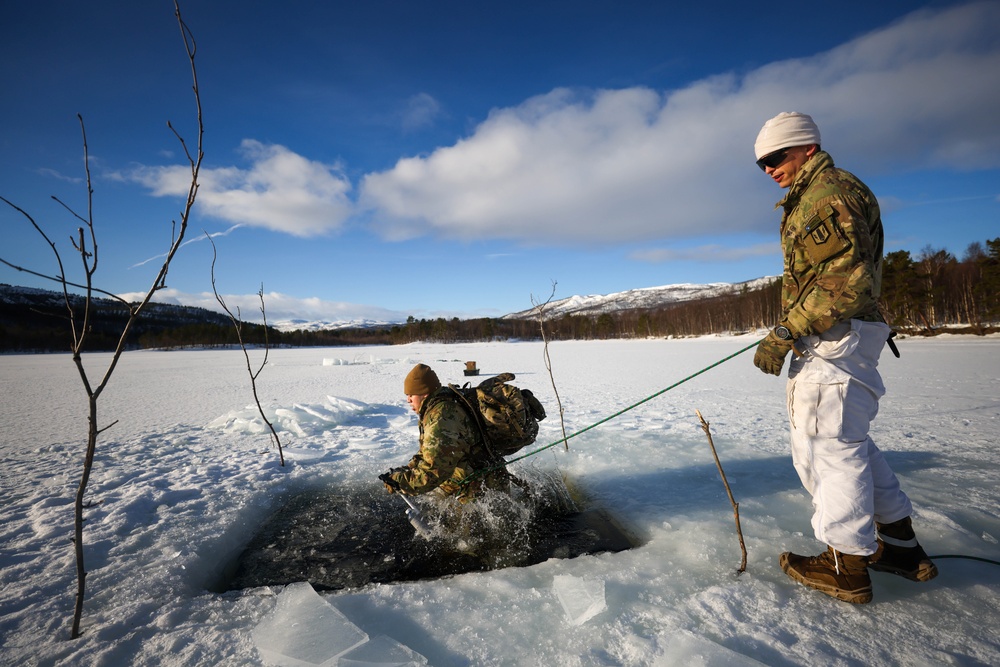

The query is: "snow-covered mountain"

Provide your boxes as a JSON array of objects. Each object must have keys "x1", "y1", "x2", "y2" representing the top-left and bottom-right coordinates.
[
  {"x1": 269, "y1": 318, "x2": 396, "y2": 333},
  {"x1": 503, "y1": 276, "x2": 778, "y2": 320},
  {"x1": 269, "y1": 276, "x2": 778, "y2": 331},
  {"x1": 1, "y1": 277, "x2": 779, "y2": 335}
]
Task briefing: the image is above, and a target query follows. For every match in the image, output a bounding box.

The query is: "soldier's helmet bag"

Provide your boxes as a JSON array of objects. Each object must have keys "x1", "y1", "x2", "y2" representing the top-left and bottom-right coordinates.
[{"x1": 448, "y1": 372, "x2": 546, "y2": 458}]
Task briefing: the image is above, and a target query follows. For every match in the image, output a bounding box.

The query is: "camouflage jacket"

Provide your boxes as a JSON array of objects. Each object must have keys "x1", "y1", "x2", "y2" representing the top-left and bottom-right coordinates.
[
  {"x1": 389, "y1": 388, "x2": 506, "y2": 501},
  {"x1": 776, "y1": 151, "x2": 884, "y2": 337}
]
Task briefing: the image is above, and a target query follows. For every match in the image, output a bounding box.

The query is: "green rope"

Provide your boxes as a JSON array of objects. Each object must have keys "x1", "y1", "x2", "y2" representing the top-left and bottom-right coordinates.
[
  {"x1": 463, "y1": 337, "x2": 762, "y2": 484},
  {"x1": 456, "y1": 339, "x2": 1000, "y2": 574},
  {"x1": 928, "y1": 554, "x2": 1000, "y2": 566},
  {"x1": 505, "y1": 338, "x2": 761, "y2": 464}
]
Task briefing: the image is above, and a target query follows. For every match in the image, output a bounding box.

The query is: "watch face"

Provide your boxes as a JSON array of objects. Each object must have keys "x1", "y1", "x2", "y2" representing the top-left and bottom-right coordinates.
[{"x1": 775, "y1": 326, "x2": 792, "y2": 340}]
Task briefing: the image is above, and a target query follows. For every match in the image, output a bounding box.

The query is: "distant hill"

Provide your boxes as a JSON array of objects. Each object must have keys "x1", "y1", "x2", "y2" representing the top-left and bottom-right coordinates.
[
  {"x1": 503, "y1": 277, "x2": 777, "y2": 320},
  {"x1": 269, "y1": 277, "x2": 778, "y2": 330},
  {"x1": 1, "y1": 277, "x2": 780, "y2": 350},
  {"x1": 0, "y1": 284, "x2": 232, "y2": 326},
  {"x1": 270, "y1": 317, "x2": 395, "y2": 334},
  {"x1": 0, "y1": 283, "x2": 235, "y2": 352}
]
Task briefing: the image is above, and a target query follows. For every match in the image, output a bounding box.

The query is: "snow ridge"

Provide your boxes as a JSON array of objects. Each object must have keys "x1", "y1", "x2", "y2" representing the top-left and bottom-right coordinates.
[{"x1": 503, "y1": 276, "x2": 778, "y2": 320}]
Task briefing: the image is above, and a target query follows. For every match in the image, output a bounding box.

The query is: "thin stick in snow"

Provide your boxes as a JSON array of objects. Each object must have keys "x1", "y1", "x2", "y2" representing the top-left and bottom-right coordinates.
[
  {"x1": 696, "y1": 409, "x2": 748, "y2": 574},
  {"x1": 208, "y1": 235, "x2": 285, "y2": 466},
  {"x1": 532, "y1": 281, "x2": 569, "y2": 451}
]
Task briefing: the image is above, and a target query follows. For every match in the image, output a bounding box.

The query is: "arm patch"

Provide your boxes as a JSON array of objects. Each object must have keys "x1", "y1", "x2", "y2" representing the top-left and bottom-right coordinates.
[{"x1": 801, "y1": 205, "x2": 851, "y2": 265}]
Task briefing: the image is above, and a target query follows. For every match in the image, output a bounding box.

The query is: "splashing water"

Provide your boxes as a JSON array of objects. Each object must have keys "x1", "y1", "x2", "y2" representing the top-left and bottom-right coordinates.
[{"x1": 217, "y1": 468, "x2": 637, "y2": 592}]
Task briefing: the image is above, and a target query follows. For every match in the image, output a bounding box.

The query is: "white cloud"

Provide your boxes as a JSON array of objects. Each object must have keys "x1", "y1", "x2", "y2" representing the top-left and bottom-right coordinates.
[
  {"x1": 127, "y1": 140, "x2": 353, "y2": 237},
  {"x1": 115, "y1": 288, "x2": 406, "y2": 324},
  {"x1": 630, "y1": 243, "x2": 779, "y2": 264},
  {"x1": 107, "y1": 3, "x2": 1000, "y2": 252},
  {"x1": 359, "y1": 2, "x2": 1000, "y2": 245},
  {"x1": 401, "y1": 92, "x2": 443, "y2": 131},
  {"x1": 35, "y1": 167, "x2": 83, "y2": 184},
  {"x1": 128, "y1": 224, "x2": 245, "y2": 269}
]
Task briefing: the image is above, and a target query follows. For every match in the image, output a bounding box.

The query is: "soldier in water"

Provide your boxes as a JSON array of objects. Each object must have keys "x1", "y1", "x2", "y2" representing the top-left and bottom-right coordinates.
[{"x1": 380, "y1": 363, "x2": 511, "y2": 502}]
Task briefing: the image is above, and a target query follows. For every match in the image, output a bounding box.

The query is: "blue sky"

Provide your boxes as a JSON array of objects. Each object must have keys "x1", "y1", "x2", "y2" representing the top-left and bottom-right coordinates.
[{"x1": 2, "y1": 1, "x2": 998, "y2": 324}]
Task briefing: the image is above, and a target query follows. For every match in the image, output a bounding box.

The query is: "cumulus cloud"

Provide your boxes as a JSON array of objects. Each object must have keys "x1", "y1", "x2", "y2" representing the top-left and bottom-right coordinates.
[
  {"x1": 115, "y1": 288, "x2": 406, "y2": 324},
  {"x1": 127, "y1": 140, "x2": 353, "y2": 237},
  {"x1": 359, "y1": 2, "x2": 1000, "y2": 245},
  {"x1": 109, "y1": 3, "x2": 1000, "y2": 250}
]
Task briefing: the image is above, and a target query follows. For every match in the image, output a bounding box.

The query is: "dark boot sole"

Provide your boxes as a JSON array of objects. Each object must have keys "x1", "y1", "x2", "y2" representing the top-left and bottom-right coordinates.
[{"x1": 868, "y1": 561, "x2": 938, "y2": 582}]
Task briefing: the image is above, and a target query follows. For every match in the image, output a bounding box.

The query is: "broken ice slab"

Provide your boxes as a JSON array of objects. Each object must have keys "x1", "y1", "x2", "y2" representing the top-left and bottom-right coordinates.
[
  {"x1": 654, "y1": 630, "x2": 768, "y2": 667},
  {"x1": 553, "y1": 574, "x2": 606, "y2": 626},
  {"x1": 280, "y1": 447, "x2": 327, "y2": 462},
  {"x1": 253, "y1": 582, "x2": 368, "y2": 667},
  {"x1": 338, "y1": 635, "x2": 429, "y2": 666}
]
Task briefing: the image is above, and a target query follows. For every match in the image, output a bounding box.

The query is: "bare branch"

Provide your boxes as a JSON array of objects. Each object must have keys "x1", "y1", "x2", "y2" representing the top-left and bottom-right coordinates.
[
  {"x1": 253, "y1": 284, "x2": 272, "y2": 379},
  {"x1": 0, "y1": 197, "x2": 71, "y2": 293},
  {"x1": 95, "y1": 420, "x2": 120, "y2": 436},
  {"x1": 69, "y1": 1, "x2": 205, "y2": 638},
  {"x1": 696, "y1": 410, "x2": 748, "y2": 574},
  {"x1": 531, "y1": 281, "x2": 570, "y2": 451},
  {"x1": 208, "y1": 234, "x2": 285, "y2": 466},
  {"x1": 87, "y1": 1, "x2": 203, "y2": 405},
  {"x1": 2, "y1": 4, "x2": 206, "y2": 637}
]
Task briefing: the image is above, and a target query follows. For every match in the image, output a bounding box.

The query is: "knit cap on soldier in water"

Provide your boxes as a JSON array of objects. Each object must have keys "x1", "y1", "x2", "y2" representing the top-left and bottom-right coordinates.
[{"x1": 404, "y1": 363, "x2": 442, "y2": 396}]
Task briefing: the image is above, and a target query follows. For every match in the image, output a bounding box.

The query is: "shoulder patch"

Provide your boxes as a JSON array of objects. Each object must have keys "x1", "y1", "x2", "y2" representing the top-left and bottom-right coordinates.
[{"x1": 801, "y1": 205, "x2": 851, "y2": 265}]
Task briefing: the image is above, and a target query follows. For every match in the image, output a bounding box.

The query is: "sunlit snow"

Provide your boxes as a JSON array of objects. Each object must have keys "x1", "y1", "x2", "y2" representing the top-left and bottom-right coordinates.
[{"x1": 1, "y1": 335, "x2": 998, "y2": 665}]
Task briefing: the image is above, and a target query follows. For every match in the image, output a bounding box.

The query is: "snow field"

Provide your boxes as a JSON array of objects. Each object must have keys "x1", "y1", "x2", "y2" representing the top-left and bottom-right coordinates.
[{"x1": 0, "y1": 335, "x2": 998, "y2": 666}]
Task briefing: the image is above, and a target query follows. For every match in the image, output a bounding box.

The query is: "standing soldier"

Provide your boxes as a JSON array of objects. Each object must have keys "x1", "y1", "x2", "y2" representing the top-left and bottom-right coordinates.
[{"x1": 752, "y1": 112, "x2": 937, "y2": 603}]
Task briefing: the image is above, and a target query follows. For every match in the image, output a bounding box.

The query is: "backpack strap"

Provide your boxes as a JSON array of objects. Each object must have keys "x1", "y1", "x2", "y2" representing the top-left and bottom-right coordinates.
[
  {"x1": 445, "y1": 383, "x2": 507, "y2": 461},
  {"x1": 445, "y1": 384, "x2": 498, "y2": 452}
]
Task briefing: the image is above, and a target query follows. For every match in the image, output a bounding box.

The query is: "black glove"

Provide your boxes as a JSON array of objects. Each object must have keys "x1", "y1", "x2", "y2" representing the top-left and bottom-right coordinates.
[
  {"x1": 753, "y1": 330, "x2": 795, "y2": 376},
  {"x1": 378, "y1": 470, "x2": 401, "y2": 493}
]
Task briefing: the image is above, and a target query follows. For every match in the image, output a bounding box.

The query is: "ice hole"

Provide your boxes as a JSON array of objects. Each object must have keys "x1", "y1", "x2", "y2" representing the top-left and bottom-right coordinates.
[{"x1": 213, "y1": 470, "x2": 640, "y2": 592}]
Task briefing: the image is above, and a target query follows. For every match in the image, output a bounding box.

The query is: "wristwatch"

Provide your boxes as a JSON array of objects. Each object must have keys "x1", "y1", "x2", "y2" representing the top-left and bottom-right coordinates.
[{"x1": 774, "y1": 325, "x2": 794, "y2": 341}]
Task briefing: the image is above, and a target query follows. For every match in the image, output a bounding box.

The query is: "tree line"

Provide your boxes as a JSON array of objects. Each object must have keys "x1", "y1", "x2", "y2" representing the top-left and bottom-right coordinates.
[
  {"x1": 2, "y1": 237, "x2": 996, "y2": 352},
  {"x1": 879, "y1": 239, "x2": 1000, "y2": 333},
  {"x1": 382, "y1": 237, "x2": 999, "y2": 343}
]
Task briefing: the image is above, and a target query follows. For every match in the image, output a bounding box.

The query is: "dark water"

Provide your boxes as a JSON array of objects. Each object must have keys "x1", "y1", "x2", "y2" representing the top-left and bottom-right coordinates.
[{"x1": 216, "y1": 471, "x2": 639, "y2": 592}]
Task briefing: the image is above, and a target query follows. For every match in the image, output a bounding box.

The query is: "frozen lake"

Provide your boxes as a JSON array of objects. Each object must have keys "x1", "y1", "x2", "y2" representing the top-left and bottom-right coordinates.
[{"x1": 1, "y1": 334, "x2": 998, "y2": 665}]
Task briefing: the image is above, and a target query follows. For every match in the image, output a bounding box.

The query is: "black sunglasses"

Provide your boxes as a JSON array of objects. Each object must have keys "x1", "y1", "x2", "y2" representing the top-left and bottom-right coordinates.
[{"x1": 756, "y1": 148, "x2": 790, "y2": 171}]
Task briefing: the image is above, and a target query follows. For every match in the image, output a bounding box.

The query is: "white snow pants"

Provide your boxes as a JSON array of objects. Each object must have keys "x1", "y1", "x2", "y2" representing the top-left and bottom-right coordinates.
[{"x1": 786, "y1": 319, "x2": 912, "y2": 556}]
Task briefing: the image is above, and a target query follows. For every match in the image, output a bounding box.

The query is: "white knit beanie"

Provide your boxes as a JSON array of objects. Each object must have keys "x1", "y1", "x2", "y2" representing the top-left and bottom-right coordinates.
[{"x1": 754, "y1": 112, "x2": 821, "y2": 159}]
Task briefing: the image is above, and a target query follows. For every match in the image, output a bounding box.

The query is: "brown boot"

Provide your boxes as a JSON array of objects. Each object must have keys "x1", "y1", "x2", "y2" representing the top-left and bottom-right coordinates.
[
  {"x1": 780, "y1": 547, "x2": 873, "y2": 604},
  {"x1": 869, "y1": 516, "x2": 938, "y2": 582}
]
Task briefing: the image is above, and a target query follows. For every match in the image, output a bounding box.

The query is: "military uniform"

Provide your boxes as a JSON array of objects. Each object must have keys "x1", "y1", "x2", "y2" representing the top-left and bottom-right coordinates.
[
  {"x1": 775, "y1": 150, "x2": 912, "y2": 557},
  {"x1": 776, "y1": 150, "x2": 883, "y2": 338},
  {"x1": 389, "y1": 388, "x2": 509, "y2": 502}
]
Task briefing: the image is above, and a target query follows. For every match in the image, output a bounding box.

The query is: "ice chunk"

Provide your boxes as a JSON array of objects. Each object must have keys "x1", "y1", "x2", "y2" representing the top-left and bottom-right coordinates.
[
  {"x1": 338, "y1": 634, "x2": 429, "y2": 666},
  {"x1": 253, "y1": 582, "x2": 368, "y2": 667},
  {"x1": 280, "y1": 447, "x2": 327, "y2": 462},
  {"x1": 654, "y1": 631, "x2": 768, "y2": 666},
  {"x1": 553, "y1": 574, "x2": 606, "y2": 626}
]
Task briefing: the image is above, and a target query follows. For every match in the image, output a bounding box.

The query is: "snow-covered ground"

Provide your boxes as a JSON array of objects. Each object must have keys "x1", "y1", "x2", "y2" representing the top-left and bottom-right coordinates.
[{"x1": 1, "y1": 334, "x2": 998, "y2": 666}]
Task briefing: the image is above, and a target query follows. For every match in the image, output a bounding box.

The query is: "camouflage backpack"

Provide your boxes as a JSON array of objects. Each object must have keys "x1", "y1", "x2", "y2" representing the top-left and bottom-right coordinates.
[{"x1": 447, "y1": 372, "x2": 546, "y2": 458}]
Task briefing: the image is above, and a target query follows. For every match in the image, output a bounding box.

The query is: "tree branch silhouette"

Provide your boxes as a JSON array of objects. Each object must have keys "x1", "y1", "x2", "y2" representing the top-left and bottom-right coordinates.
[{"x1": 208, "y1": 234, "x2": 285, "y2": 466}]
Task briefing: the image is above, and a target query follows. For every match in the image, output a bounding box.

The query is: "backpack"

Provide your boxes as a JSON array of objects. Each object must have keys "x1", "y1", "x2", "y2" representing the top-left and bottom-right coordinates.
[{"x1": 447, "y1": 372, "x2": 546, "y2": 458}]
